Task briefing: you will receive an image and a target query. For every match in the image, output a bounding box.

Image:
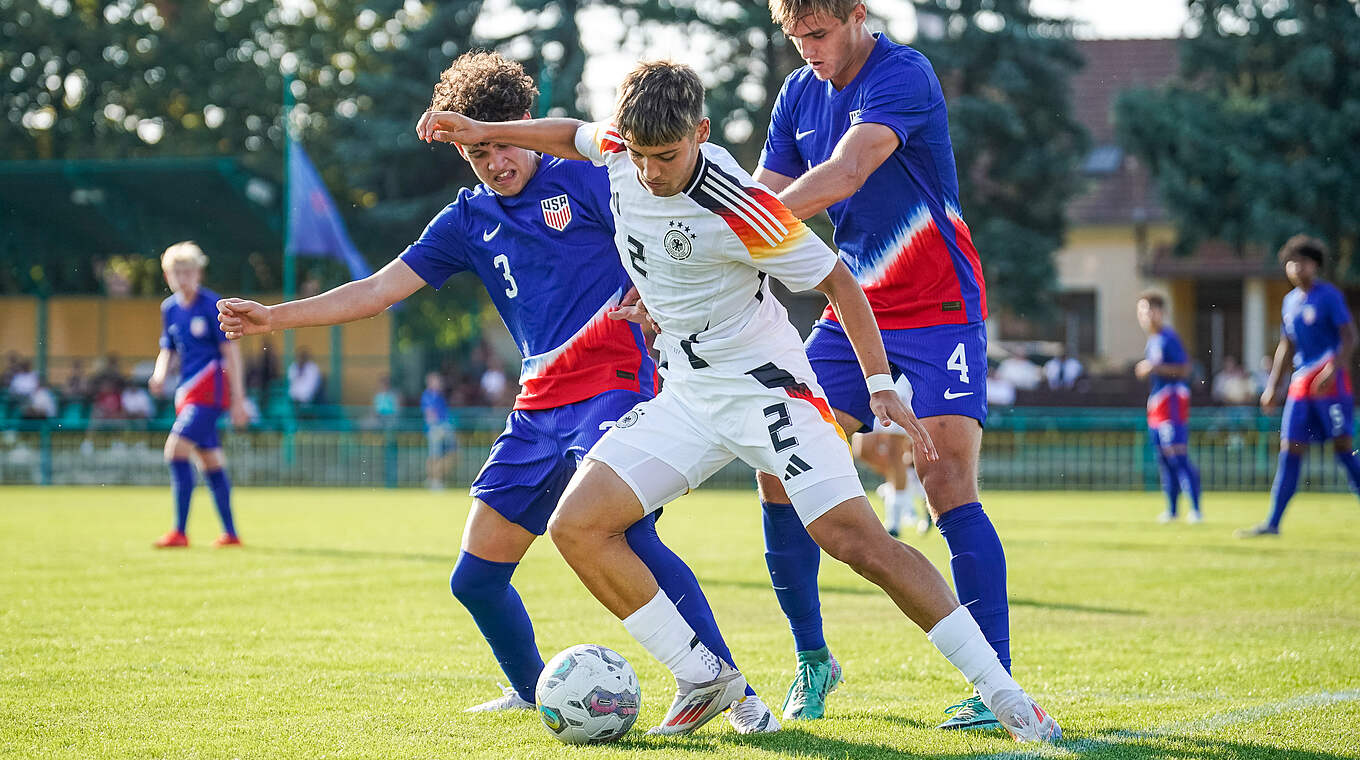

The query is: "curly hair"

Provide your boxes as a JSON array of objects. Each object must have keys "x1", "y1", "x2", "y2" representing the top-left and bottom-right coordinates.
[
  {"x1": 1277, "y1": 234, "x2": 1327, "y2": 268},
  {"x1": 430, "y1": 51, "x2": 538, "y2": 123}
]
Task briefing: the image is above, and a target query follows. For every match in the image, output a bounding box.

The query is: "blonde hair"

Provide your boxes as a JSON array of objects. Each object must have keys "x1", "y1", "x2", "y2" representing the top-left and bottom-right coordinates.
[
  {"x1": 614, "y1": 61, "x2": 705, "y2": 147},
  {"x1": 161, "y1": 241, "x2": 208, "y2": 270},
  {"x1": 768, "y1": 0, "x2": 861, "y2": 31}
]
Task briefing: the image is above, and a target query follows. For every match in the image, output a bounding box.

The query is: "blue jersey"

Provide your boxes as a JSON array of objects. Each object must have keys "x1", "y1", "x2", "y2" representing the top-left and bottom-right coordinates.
[
  {"x1": 400, "y1": 156, "x2": 655, "y2": 410},
  {"x1": 759, "y1": 33, "x2": 986, "y2": 329},
  {"x1": 1282, "y1": 281, "x2": 1353, "y2": 400},
  {"x1": 1145, "y1": 327, "x2": 1190, "y2": 428},
  {"x1": 160, "y1": 287, "x2": 228, "y2": 411},
  {"x1": 421, "y1": 388, "x2": 450, "y2": 429}
]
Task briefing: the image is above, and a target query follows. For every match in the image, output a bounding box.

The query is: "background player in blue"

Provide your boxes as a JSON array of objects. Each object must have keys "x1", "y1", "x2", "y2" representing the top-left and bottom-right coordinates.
[
  {"x1": 751, "y1": 0, "x2": 1029, "y2": 730},
  {"x1": 216, "y1": 52, "x2": 779, "y2": 732},
  {"x1": 1135, "y1": 292, "x2": 1202, "y2": 523},
  {"x1": 1238, "y1": 236, "x2": 1360, "y2": 537},
  {"x1": 148, "y1": 242, "x2": 248, "y2": 548},
  {"x1": 420, "y1": 371, "x2": 458, "y2": 490}
]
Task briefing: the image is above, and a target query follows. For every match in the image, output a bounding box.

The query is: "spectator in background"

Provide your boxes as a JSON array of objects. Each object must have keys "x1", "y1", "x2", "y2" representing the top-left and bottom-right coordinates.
[
  {"x1": 1044, "y1": 348, "x2": 1083, "y2": 390},
  {"x1": 997, "y1": 351, "x2": 1043, "y2": 391},
  {"x1": 0, "y1": 352, "x2": 20, "y2": 389},
  {"x1": 64, "y1": 359, "x2": 92, "y2": 402},
  {"x1": 121, "y1": 383, "x2": 154, "y2": 420},
  {"x1": 421, "y1": 372, "x2": 457, "y2": 489},
  {"x1": 90, "y1": 377, "x2": 124, "y2": 421},
  {"x1": 480, "y1": 364, "x2": 509, "y2": 407},
  {"x1": 986, "y1": 366, "x2": 1017, "y2": 406},
  {"x1": 246, "y1": 340, "x2": 279, "y2": 394},
  {"x1": 8, "y1": 359, "x2": 39, "y2": 399},
  {"x1": 93, "y1": 353, "x2": 125, "y2": 388},
  {"x1": 1213, "y1": 356, "x2": 1256, "y2": 405},
  {"x1": 371, "y1": 374, "x2": 400, "y2": 428},
  {"x1": 21, "y1": 378, "x2": 57, "y2": 419},
  {"x1": 288, "y1": 347, "x2": 323, "y2": 405}
]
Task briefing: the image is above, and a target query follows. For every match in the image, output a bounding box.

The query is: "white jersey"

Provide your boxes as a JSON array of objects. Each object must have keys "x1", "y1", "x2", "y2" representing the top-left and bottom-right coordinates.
[{"x1": 574, "y1": 122, "x2": 838, "y2": 373}]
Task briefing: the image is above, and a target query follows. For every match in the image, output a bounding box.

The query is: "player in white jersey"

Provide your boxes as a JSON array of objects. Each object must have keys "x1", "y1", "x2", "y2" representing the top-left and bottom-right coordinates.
[
  {"x1": 860, "y1": 374, "x2": 930, "y2": 536},
  {"x1": 417, "y1": 60, "x2": 1060, "y2": 742}
]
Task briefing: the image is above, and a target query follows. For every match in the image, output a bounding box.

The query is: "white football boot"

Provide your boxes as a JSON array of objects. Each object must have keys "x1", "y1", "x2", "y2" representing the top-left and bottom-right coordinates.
[
  {"x1": 982, "y1": 688, "x2": 1062, "y2": 742},
  {"x1": 464, "y1": 683, "x2": 534, "y2": 713},
  {"x1": 726, "y1": 694, "x2": 781, "y2": 734},
  {"x1": 647, "y1": 659, "x2": 748, "y2": 736}
]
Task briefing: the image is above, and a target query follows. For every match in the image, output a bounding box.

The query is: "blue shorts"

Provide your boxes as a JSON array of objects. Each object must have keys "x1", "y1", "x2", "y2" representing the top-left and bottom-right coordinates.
[
  {"x1": 1282, "y1": 395, "x2": 1355, "y2": 444},
  {"x1": 804, "y1": 319, "x2": 988, "y2": 433},
  {"x1": 171, "y1": 404, "x2": 221, "y2": 450},
  {"x1": 1148, "y1": 422, "x2": 1189, "y2": 449},
  {"x1": 472, "y1": 390, "x2": 650, "y2": 535}
]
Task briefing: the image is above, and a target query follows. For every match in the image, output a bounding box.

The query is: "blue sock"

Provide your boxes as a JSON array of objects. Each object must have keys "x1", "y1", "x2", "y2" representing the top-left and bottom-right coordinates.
[
  {"x1": 205, "y1": 469, "x2": 237, "y2": 537},
  {"x1": 169, "y1": 459, "x2": 194, "y2": 533},
  {"x1": 626, "y1": 512, "x2": 756, "y2": 696},
  {"x1": 1267, "y1": 451, "x2": 1302, "y2": 530},
  {"x1": 449, "y1": 551, "x2": 543, "y2": 703},
  {"x1": 1334, "y1": 450, "x2": 1360, "y2": 495},
  {"x1": 936, "y1": 502, "x2": 1011, "y2": 673},
  {"x1": 1155, "y1": 451, "x2": 1180, "y2": 516},
  {"x1": 761, "y1": 501, "x2": 826, "y2": 653},
  {"x1": 1172, "y1": 454, "x2": 1202, "y2": 514}
]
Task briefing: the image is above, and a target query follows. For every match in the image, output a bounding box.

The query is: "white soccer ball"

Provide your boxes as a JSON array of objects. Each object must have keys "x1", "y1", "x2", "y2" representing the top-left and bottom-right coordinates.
[{"x1": 535, "y1": 644, "x2": 641, "y2": 744}]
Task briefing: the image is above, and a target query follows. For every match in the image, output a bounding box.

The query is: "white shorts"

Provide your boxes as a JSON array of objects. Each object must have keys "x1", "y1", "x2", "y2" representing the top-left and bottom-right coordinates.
[
  {"x1": 871, "y1": 374, "x2": 916, "y2": 435},
  {"x1": 586, "y1": 339, "x2": 864, "y2": 527}
]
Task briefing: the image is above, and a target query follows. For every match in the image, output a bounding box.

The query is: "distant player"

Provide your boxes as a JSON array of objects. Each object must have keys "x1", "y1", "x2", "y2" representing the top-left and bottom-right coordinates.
[
  {"x1": 1238, "y1": 235, "x2": 1360, "y2": 537},
  {"x1": 417, "y1": 60, "x2": 1061, "y2": 742},
  {"x1": 856, "y1": 375, "x2": 929, "y2": 536},
  {"x1": 148, "y1": 242, "x2": 248, "y2": 548},
  {"x1": 749, "y1": 0, "x2": 1023, "y2": 730},
  {"x1": 420, "y1": 371, "x2": 458, "y2": 490},
  {"x1": 1135, "y1": 292, "x2": 1202, "y2": 523},
  {"x1": 218, "y1": 52, "x2": 777, "y2": 733}
]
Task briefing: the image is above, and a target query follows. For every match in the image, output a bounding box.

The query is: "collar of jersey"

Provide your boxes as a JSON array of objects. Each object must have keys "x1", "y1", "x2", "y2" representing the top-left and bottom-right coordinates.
[{"x1": 681, "y1": 149, "x2": 710, "y2": 197}]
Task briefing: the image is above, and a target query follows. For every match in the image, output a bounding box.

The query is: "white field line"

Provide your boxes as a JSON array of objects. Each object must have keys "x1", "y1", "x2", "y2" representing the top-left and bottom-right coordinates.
[{"x1": 976, "y1": 690, "x2": 1360, "y2": 759}]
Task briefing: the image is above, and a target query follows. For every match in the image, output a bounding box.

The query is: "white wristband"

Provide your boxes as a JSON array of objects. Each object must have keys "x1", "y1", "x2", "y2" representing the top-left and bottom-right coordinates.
[{"x1": 866, "y1": 373, "x2": 895, "y2": 395}]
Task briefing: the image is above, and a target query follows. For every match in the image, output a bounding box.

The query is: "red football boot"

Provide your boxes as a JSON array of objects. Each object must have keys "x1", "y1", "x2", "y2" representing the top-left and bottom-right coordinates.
[
  {"x1": 212, "y1": 533, "x2": 243, "y2": 548},
  {"x1": 154, "y1": 531, "x2": 189, "y2": 548}
]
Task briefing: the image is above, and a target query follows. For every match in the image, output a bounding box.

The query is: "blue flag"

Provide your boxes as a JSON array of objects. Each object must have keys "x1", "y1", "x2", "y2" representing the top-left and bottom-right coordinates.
[{"x1": 287, "y1": 145, "x2": 372, "y2": 280}]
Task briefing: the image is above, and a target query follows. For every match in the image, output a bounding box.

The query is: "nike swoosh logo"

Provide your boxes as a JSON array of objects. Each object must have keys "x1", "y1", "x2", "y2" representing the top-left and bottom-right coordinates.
[
  {"x1": 482, "y1": 223, "x2": 501, "y2": 242},
  {"x1": 795, "y1": 128, "x2": 815, "y2": 140},
  {"x1": 943, "y1": 389, "x2": 974, "y2": 400}
]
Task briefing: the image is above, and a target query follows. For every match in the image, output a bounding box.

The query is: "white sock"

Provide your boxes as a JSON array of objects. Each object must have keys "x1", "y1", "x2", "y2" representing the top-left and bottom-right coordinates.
[
  {"x1": 927, "y1": 606, "x2": 1021, "y2": 704},
  {"x1": 883, "y1": 487, "x2": 902, "y2": 530},
  {"x1": 622, "y1": 589, "x2": 720, "y2": 683}
]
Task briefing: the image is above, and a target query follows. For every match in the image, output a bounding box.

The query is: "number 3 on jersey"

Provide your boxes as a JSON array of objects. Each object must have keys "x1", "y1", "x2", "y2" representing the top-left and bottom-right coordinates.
[
  {"x1": 493, "y1": 254, "x2": 518, "y2": 298},
  {"x1": 947, "y1": 342, "x2": 969, "y2": 384}
]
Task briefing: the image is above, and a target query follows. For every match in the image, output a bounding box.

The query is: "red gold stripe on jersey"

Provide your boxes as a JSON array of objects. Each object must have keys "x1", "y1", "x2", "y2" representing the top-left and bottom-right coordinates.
[{"x1": 686, "y1": 157, "x2": 811, "y2": 260}]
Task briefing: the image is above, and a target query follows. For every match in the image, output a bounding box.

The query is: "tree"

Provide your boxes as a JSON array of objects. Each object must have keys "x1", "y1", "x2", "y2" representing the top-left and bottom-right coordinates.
[
  {"x1": 910, "y1": 0, "x2": 1088, "y2": 320},
  {"x1": 1116, "y1": 0, "x2": 1360, "y2": 271}
]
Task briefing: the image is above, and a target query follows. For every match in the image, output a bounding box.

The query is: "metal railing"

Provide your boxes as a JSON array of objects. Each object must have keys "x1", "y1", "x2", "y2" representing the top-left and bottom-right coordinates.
[{"x1": 1, "y1": 405, "x2": 1351, "y2": 492}]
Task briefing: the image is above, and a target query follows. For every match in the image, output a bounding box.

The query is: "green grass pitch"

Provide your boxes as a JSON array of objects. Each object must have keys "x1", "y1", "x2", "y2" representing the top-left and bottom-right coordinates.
[{"x1": 2, "y1": 486, "x2": 1358, "y2": 759}]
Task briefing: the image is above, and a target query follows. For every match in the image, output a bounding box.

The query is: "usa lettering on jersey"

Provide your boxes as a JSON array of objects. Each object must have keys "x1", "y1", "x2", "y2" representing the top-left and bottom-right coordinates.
[{"x1": 541, "y1": 194, "x2": 572, "y2": 231}]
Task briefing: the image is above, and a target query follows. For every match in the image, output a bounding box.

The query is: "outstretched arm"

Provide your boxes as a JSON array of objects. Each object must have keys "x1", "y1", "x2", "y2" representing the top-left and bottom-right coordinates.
[
  {"x1": 814, "y1": 260, "x2": 937, "y2": 461},
  {"x1": 416, "y1": 112, "x2": 587, "y2": 162},
  {"x1": 217, "y1": 258, "x2": 426, "y2": 339},
  {"x1": 775, "y1": 123, "x2": 898, "y2": 221}
]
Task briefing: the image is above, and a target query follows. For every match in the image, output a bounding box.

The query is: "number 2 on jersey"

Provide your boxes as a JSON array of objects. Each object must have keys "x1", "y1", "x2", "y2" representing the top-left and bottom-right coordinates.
[
  {"x1": 493, "y1": 254, "x2": 518, "y2": 298},
  {"x1": 947, "y1": 342, "x2": 969, "y2": 384}
]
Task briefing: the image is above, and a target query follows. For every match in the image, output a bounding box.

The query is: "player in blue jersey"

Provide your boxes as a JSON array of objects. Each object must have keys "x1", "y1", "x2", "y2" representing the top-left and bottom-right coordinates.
[
  {"x1": 148, "y1": 242, "x2": 248, "y2": 548},
  {"x1": 217, "y1": 52, "x2": 778, "y2": 732},
  {"x1": 1135, "y1": 292, "x2": 1202, "y2": 524},
  {"x1": 1238, "y1": 236, "x2": 1360, "y2": 537},
  {"x1": 747, "y1": 0, "x2": 1027, "y2": 729}
]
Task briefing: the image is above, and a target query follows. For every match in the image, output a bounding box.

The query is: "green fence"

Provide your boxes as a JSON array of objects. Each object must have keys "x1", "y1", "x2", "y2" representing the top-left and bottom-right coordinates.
[{"x1": 1, "y1": 405, "x2": 1353, "y2": 492}]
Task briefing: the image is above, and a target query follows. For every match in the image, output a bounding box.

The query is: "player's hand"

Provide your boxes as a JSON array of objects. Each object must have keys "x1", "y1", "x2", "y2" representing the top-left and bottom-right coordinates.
[
  {"x1": 1260, "y1": 385, "x2": 1280, "y2": 411},
  {"x1": 1310, "y1": 362, "x2": 1336, "y2": 396},
  {"x1": 229, "y1": 399, "x2": 249, "y2": 429},
  {"x1": 416, "y1": 111, "x2": 484, "y2": 145},
  {"x1": 148, "y1": 375, "x2": 164, "y2": 396},
  {"x1": 608, "y1": 286, "x2": 661, "y2": 333},
  {"x1": 217, "y1": 298, "x2": 271, "y2": 339},
  {"x1": 1134, "y1": 359, "x2": 1153, "y2": 380},
  {"x1": 870, "y1": 390, "x2": 938, "y2": 462}
]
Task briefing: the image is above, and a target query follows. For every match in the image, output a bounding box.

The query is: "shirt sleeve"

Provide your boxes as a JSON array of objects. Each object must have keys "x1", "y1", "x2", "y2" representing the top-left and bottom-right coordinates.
[
  {"x1": 719, "y1": 187, "x2": 837, "y2": 292},
  {"x1": 757, "y1": 76, "x2": 804, "y2": 179},
  {"x1": 159, "y1": 306, "x2": 173, "y2": 351},
  {"x1": 398, "y1": 201, "x2": 471, "y2": 289},
  {"x1": 851, "y1": 56, "x2": 940, "y2": 148},
  {"x1": 574, "y1": 122, "x2": 626, "y2": 167}
]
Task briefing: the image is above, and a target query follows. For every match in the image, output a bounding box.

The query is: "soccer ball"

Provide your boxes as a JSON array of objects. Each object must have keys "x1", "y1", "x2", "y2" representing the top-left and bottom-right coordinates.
[{"x1": 535, "y1": 644, "x2": 641, "y2": 744}]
